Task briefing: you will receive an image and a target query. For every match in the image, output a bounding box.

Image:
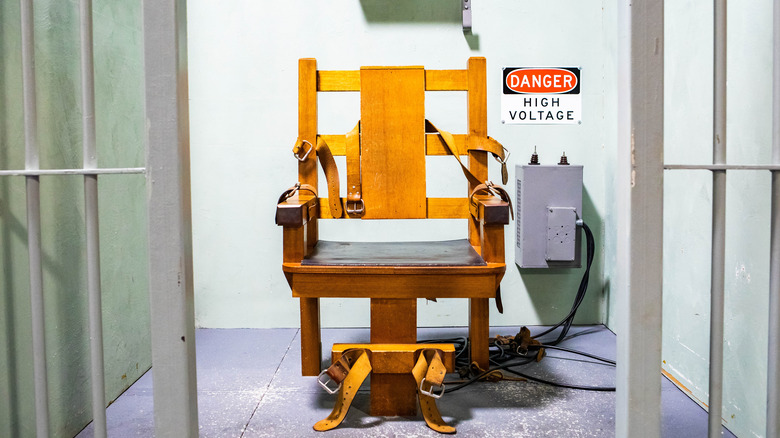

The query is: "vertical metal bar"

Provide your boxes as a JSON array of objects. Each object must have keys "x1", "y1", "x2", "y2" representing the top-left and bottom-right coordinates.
[
  {"x1": 615, "y1": 1, "x2": 664, "y2": 436},
  {"x1": 79, "y1": 0, "x2": 107, "y2": 436},
  {"x1": 708, "y1": 1, "x2": 727, "y2": 436},
  {"x1": 20, "y1": 0, "x2": 50, "y2": 436},
  {"x1": 767, "y1": 1, "x2": 780, "y2": 436},
  {"x1": 142, "y1": 0, "x2": 199, "y2": 436},
  {"x1": 769, "y1": 171, "x2": 780, "y2": 438}
]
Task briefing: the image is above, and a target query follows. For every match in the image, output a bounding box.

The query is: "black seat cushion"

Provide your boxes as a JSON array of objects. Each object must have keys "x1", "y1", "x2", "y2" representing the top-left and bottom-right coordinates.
[{"x1": 301, "y1": 239, "x2": 487, "y2": 267}]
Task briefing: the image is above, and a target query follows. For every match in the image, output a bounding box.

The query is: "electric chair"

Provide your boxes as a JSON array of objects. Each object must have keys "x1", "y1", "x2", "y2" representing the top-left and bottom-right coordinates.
[{"x1": 276, "y1": 57, "x2": 511, "y2": 433}]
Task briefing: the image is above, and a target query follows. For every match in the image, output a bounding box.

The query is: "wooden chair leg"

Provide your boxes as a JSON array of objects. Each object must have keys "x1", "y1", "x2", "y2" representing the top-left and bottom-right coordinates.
[
  {"x1": 370, "y1": 298, "x2": 417, "y2": 416},
  {"x1": 469, "y1": 298, "x2": 490, "y2": 370},
  {"x1": 300, "y1": 297, "x2": 321, "y2": 376}
]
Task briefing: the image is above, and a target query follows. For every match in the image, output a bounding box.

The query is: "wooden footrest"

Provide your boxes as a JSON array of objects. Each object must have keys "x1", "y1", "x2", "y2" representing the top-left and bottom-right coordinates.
[
  {"x1": 331, "y1": 343, "x2": 456, "y2": 417},
  {"x1": 331, "y1": 343, "x2": 456, "y2": 374}
]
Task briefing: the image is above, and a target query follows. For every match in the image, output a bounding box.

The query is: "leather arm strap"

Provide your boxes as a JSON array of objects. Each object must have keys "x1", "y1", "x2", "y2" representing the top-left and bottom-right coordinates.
[
  {"x1": 412, "y1": 350, "x2": 456, "y2": 434},
  {"x1": 275, "y1": 183, "x2": 317, "y2": 225},
  {"x1": 314, "y1": 349, "x2": 372, "y2": 432},
  {"x1": 276, "y1": 182, "x2": 317, "y2": 205},
  {"x1": 470, "y1": 182, "x2": 515, "y2": 221}
]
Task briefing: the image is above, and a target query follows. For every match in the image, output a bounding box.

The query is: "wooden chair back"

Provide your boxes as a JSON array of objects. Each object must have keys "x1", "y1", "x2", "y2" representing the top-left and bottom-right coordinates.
[{"x1": 297, "y1": 57, "x2": 490, "y2": 234}]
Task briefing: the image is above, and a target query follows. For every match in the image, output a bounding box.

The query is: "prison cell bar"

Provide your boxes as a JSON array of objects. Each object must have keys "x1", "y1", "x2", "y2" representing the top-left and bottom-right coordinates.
[
  {"x1": 19, "y1": 0, "x2": 50, "y2": 436},
  {"x1": 615, "y1": 1, "x2": 664, "y2": 436},
  {"x1": 708, "y1": 0, "x2": 728, "y2": 436},
  {"x1": 768, "y1": 1, "x2": 780, "y2": 436},
  {"x1": 142, "y1": 0, "x2": 200, "y2": 436},
  {"x1": 0, "y1": 168, "x2": 145, "y2": 176},
  {"x1": 79, "y1": 0, "x2": 108, "y2": 436}
]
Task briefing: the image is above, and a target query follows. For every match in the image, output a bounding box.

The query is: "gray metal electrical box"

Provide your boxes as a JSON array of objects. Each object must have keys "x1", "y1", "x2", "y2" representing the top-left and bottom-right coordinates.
[{"x1": 515, "y1": 164, "x2": 583, "y2": 268}]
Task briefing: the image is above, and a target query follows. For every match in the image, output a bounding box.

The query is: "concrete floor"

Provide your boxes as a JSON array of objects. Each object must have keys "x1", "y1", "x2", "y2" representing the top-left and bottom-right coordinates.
[{"x1": 77, "y1": 325, "x2": 735, "y2": 437}]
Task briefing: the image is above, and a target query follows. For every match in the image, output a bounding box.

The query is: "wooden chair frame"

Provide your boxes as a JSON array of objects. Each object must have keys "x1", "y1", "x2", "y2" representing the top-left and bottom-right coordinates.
[{"x1": 277, "y1": 57, "x2": 508, "y2": 414}]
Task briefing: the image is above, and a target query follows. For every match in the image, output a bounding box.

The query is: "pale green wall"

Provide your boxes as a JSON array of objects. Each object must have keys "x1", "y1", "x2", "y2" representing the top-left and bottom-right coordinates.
[
  {"x1": 0, "y1": 1, "x2": 149, "y2": 437},
  {"x1": 662, "y1": 1, "x2": 774, "y2": 437},
  {"x1": 188, "y1": 0, "x2": 617, "y2": 330}
]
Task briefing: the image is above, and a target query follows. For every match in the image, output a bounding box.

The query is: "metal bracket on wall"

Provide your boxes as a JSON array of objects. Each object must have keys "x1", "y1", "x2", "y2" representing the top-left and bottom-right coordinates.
[{"x1": 462, "y1": 0, "x2": 472, "y2": 32}]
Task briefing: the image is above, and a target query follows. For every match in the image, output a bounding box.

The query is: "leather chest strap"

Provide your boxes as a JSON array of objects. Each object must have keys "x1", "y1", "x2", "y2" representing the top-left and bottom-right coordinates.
[
  {"x1": 425, "y1": 120, "x2": 509, "y2": 185},
  {"x1": 345, "y1": 122, "x2": 364, "y2": 216},
  {"x1": 315, "y1": 137, "x2": 343, "y2": 218}
]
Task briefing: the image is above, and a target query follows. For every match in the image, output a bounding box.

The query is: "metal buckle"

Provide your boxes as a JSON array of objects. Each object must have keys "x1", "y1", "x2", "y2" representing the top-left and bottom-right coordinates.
[
  {"x1": 493, "y1": 146, "x2": 510, "y2": 164},
  {"x1": 483, "y1": 181, "x2": 500, "y2": 197},
  {"x1": 346, "y1": 199, "x2": 365, "y2": 216},
  {"x1": 294, "y1": 140, "x2": 313, "y2": 162},
  {"x1": 317, "y1": 370, "x2": 341, "y2": 395},
  {"x1": 420, "y1": 377, "x2": 445, "y2": 399}
]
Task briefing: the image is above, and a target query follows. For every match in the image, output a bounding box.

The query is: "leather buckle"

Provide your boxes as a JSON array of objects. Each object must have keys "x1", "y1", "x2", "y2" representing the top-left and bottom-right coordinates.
[
  {"x1": 419, "y1": 377, "x2": 445, "y2": 399},
  {"x1": 317, "y1": 369, "x2": 341, "y2": 394},
  {"x1": 346, "y1": 199, "x2": 365, "y2": 216}
]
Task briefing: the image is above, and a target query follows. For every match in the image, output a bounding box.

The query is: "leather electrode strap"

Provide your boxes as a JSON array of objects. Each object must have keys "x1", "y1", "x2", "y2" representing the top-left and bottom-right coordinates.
[
  {"x1": 314, "y1": 350, "x2": 372, "y2": 432},
  {"x1": 315, "y1": 137, "x2": 344, "y2": 218},
  {"x1": 412, "y1": 350, "x2": 455, "y2": 434},
  {"x1": 346, "y1": 122, "x2": 362, "y2": 203}
]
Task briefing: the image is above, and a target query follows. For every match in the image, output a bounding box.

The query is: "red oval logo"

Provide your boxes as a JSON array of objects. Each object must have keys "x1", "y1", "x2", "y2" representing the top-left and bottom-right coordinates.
[{"x1": 505, "y1": 68, "x2": 577, "y2": 94}]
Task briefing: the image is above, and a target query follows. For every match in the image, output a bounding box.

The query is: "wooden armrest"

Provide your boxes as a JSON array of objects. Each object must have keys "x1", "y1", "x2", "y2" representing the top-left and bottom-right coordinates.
[
  {"x1": 276, "y1": 196, "x2": 318, "y2": 227},
  {"x1": 469, "y1": 195, "x2": 510, "y2": 225}
]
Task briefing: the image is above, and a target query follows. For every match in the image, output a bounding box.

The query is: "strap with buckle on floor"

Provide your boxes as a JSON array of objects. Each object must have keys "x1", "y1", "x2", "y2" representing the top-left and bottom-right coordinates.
[
  {"x1": 313, "y1": 349, "x2": 372, "y2": 432},
  {"x1": 412, "y1": 349, "x2": 456, "y2": 434}
]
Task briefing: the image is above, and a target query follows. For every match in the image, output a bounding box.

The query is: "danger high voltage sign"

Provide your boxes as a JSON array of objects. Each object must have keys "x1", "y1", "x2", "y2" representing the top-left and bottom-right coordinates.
[{"x1": 501, "y1": 67, "x2": 581, "y2": 125}]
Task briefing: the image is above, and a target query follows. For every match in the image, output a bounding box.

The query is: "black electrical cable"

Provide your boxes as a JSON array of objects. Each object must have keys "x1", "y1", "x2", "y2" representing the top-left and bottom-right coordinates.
[
  {"x1": 535, "y1": 344, "x2": 616, "y2": 366},
  {"x1": 494, "y1": 343, "x2": 616, "y2": 366},
  {"x1": 421, "y1": 221, "x2": 613, "y2": 393},
  {"x1": 533, "y1": 221, "x2": 596, "y2": 346},
  {"x1": 418, "y1": 337, "x2": 470, "y2": 361},
  {"x1": 444, "y1": 357, "x2": 536, "y2": 393},
  {"x1": 501, "y1": 366, "x2": 616, "y2": 392},
  {"x1": 443, "y1": 353, "x2": 615, "y2": 393}
]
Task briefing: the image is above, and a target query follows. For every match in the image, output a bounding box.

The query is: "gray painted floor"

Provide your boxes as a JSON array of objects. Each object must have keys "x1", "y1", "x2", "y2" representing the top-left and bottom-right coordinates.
[{"x1": 77, "y1": 326, "x2": 736, "y2": 437}]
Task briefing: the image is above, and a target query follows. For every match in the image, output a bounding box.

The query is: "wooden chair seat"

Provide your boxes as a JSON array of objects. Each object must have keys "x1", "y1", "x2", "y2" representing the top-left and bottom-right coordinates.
[{"x1": 301, "y1": 239, "x2": 486, "y2": 267}]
